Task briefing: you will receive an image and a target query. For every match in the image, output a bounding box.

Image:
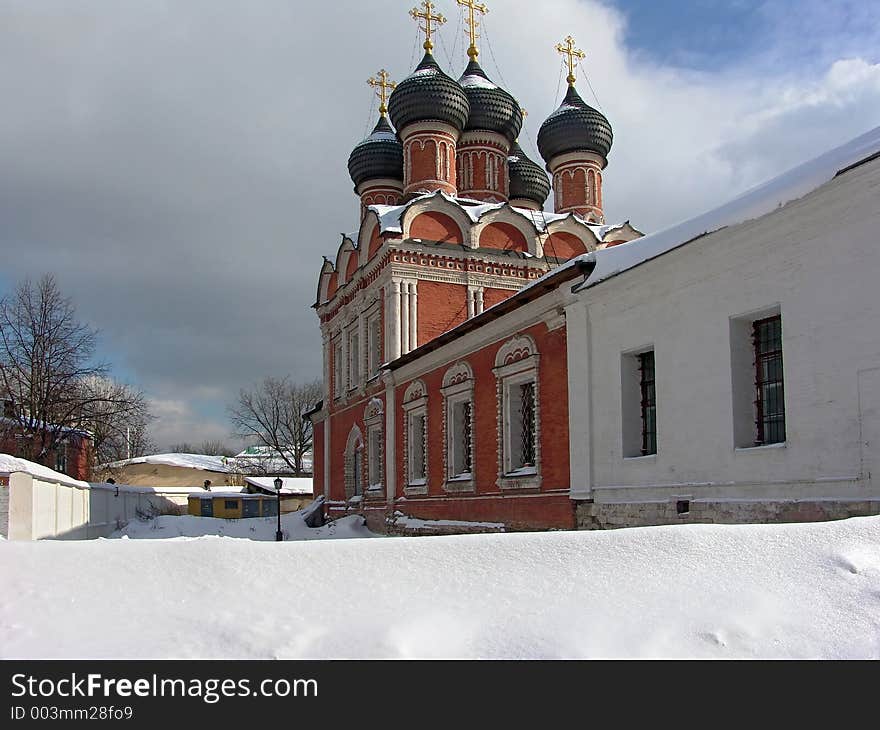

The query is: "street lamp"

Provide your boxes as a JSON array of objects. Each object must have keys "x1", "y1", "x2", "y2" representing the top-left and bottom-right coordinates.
[{"x1": 274, "y1": 477, "x2": 283, "y2": 542}]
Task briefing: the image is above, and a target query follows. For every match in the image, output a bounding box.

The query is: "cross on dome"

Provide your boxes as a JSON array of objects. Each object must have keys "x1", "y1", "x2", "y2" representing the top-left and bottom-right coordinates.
[
  {"x1": 410, "y1": 1, "x2": 446, "y2": 53},
  {"x1": 457, "y1": 0, "x2": 488, "y2": 60},
  {"x1": 367, "y1": 70, "x2": 397, "y2": 116},
  {"x1": 556, "y1": 35, "x2": 586, "y2": 86}
]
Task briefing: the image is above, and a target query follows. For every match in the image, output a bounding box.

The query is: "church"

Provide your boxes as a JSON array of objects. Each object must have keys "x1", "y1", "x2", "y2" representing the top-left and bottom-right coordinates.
[{"x1": 306, "y1": 1, "x2": 880, "y2": 533}]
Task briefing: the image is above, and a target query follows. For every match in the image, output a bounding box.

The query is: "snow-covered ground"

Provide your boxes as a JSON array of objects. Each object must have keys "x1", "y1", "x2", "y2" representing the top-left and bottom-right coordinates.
[
  {"x1": 1, "y1": 515, "x2": 878, "y2": 659},
  {"x1": 109, "y1": 507, "x2": 372, "y2": 541}
]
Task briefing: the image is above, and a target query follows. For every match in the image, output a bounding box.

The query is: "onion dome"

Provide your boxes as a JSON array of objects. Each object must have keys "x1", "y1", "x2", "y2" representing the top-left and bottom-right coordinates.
[
  {"x1": 347, "y1": 115, "x2": 403, "y2": 189},
  {"x1": 458, "y1": 59, "x2": 523, "y2": 144},
  {"x1": 537, "y1": 84, "x2": 613, "y2": 164},
  {"x1": 388, "y1": 52, "x2": 470, "y2": 134},
  {"x1": 508, "y1": 142, "x2": 550, "y2": 206}
]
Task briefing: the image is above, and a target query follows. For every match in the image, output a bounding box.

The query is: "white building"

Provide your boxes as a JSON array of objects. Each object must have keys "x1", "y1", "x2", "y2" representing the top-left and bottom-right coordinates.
[{"x1": 565, "y1": 126, "x2": 880, "y2": 528}]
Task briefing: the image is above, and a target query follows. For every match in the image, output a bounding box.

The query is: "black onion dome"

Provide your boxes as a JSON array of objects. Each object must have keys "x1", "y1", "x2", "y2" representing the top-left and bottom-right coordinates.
[
  {"x1": 508, "y1": 141, "x2": 550, "y2": 206},
  {"x1": 537, "y1": 84, "x2": 613, "y2": 164},
  {"x1": 388, "y1": 52, "x2": 470, "y2": 134},
  {"x1": 458, "y1": 59, "x2": 523, "y2": 144},
  {"x1": 348, "y1": 115, "x2": 403, "y2": 189}
]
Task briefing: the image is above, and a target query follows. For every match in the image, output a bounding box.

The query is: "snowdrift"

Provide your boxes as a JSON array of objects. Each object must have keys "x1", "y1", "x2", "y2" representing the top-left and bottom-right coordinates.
[{"x1": 1, "y1": 515, "x2": 878, "y2": 659}]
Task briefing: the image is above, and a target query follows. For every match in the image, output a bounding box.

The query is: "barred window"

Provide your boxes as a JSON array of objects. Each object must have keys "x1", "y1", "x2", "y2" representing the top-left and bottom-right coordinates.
[
  {"x1": 348, "y1": 331, "x2": 360, "y2": 390},
  {"x1": 753, "y1": 316, "x2": 785, "y2": 445},
  {"x1": 367, "y1": 426, "x2": 383, "y2": 489},
  {"x1": 334, "y1": 342, "x2": 343, "y2": 399},
  {"x1": 451, "y1": 399, "x2": 473, "y2": 477},
  {"x1": 368, "y1": 315, "x2": 382, "y2": 377},
  {"x1": 409, "y1": 412, "x2": 427, "y2": 483},
  {"x1": 638, "y1": 352, "x2": 657, "y2": 456},
  {"x1": 508, "y1": 380, "x2": 536, "y2": 471}
]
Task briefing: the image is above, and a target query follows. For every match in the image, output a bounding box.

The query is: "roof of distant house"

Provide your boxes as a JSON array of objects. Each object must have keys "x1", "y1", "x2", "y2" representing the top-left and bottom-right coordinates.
[
  {"x1": 103, "y1": 453, "x2": 231, "y2": 473},
  {"x1": 244, "y1": 476, "x2": 314, "y2": 496}
]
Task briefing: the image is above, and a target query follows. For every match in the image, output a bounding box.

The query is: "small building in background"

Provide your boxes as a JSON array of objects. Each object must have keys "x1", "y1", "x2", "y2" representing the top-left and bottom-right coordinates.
[
  {"x1": 97, "y1": 453, "x2": 238, "y2": 488},
  {"x1": 244, "y1": 476, "x2": 314, "y2": 512},
  {"x1": 187, "y1": 492, "x2": 279, "y2": 519}
]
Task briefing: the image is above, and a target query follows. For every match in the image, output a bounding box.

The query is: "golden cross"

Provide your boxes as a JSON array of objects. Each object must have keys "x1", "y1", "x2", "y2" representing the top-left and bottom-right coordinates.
[
  {"x1": 457, "y1": 0, "x2": 488, "y2": 60},
  {"x1": 556, "y1": 35, "x2": 586, "y2": 86},
  {"x1": 410, "y1": 1, "x2": 446, "y2": 53},
  {"x1": 367, "y1": 70, "x2": 397, "y2": 116}
]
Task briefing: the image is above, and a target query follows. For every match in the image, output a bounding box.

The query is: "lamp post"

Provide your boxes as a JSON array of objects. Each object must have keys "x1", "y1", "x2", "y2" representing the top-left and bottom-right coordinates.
[{"x1": 274, "y1": 477, "x2": 283, "y2": 542}]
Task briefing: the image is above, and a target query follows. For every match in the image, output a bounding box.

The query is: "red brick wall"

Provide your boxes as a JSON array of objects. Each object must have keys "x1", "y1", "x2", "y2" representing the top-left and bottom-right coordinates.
[
  {"x1": 482, "y1": 287, "x2": 515, "y2": 311},
  {"x1": 345, "y1": 250, "x2": 359, "y2": 282},
  {"x1": 417, "y1": 281, "x2": 468, "y2": 344},
  {"x1": 312, "y1": 420, "x2": 324, "y2": 498},
  {"x1": 327, "y1": 271, "x2": 338, "y2": 299},
  {"x1": 544, "y1": 231, "x2": 587, "y2": 260},
  {"x1": 0, "y1": 431, "x2": 92, "y2": 481},
  {"x1": 478, "y1": 222, "x2": 528, "y2": 252},
  {"x1": 410, "y1": 212, "x2": 464, "y2": 244},
  {"x1": 393, "y1": 320, "x2": 573, "y2": 529},
  {"x1": 367, "y1": 224, "x2": 384, "y2": 259}
]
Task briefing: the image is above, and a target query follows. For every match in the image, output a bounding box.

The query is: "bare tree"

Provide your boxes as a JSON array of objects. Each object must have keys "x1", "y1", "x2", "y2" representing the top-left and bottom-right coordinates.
[
  {"x1": 169, "y1": 442, "x2": 196, "y2": 454},
  {"x1": 0, "y1": 275, "x2": 150, "y2": 469},
  {"x1": 198, "y1": 439, "x2": 233, "y2": 456},
  {"x1": 228, "y1": 377, "x2": 321, "y2": 476},
  {"x1": 84, "y1": 376, "x2": 155, "y2": 465}
]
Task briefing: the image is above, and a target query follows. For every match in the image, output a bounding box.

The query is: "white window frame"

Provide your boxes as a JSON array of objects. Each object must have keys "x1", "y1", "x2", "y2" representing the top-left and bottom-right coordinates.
[
  {"x1": 348, "y1": 328, "x2": 360, "y2": 391},
  {"x1": 494, "y1": 335, "x2": 541, "y2": 491},
  {"x1": 402, "y1": 380, "x2": 429, "y2": 496},
  {"x1": 334, "y1": 340, "x2": 344, "y2": 400},
  {"x1": 502, "y1": 372, "x2": 538, "y2": 475},
  {"x1": 367, "y1": 311, "x2": 382, "y2": 379},
  {"x1": 441, "y1": 363, "x2": 475, "y2": 493},
  {"x1": 364, "y1": 398, "x2": 384, "y2": 493}
]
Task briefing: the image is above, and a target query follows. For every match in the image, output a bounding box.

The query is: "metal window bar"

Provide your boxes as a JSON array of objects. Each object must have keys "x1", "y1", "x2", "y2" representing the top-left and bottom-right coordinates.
[
  {"x1": 462, "y1": 401, "x2": 473, "y2": 474},
  {"x1": 638, "y1": 352, "x2": 657, "y2": 456},
  {"x1": 519, "y1": 382, "x2": 536, "y2": 467},
  {"x1": 753, "y1": 316, "x2": 785, "y2": 445}
]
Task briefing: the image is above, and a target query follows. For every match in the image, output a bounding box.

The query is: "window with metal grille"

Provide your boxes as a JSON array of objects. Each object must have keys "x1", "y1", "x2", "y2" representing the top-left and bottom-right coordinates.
[
  {"x1": 348, "y1": 331, "x2": 360, "y2": 390},
  {"x1": 638, "y1": 352, "x2": 657, "y2": 456},
  {"x1": 368, "y1": 426, "x2": 383, "y2": 489},
  {"x1": 224, "y1": 500, "x2": 239, "y2": 510},
  {"x1": 753, "y1": 315, "x2": 785, "y2": 445},
  {"x1": 516, "y1": 381, "x2": 536, "y2": 468},
  {"x1": 368, "y1": 315, "x2": 382, "y2": 377},
  {"x1": 451, "y1": 399, "x2": 473, "y2": 477},
  {"x1": 504, "y1": 377, "x2": 537, "y2": 474},
  {"x1": 409, "y1": 412, "x2": 427, "y2": 483},
  {"x1": 334, "y1": 342, "x2": 343, "y2": 399}
]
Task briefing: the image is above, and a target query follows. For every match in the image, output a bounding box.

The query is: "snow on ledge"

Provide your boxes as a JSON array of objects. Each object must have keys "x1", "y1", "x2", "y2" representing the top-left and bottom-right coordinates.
[{"x1": 0, "y1": 454, "x2": 89, "y2": 489}]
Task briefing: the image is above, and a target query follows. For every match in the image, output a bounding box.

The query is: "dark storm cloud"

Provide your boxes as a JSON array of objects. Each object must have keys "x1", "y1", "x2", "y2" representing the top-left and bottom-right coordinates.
[{"x1": 1, "y1": 0, "x2": 878, "y2": 448}]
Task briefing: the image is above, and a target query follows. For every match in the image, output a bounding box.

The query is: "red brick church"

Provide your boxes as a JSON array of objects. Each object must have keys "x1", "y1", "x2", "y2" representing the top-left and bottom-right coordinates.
[{"x1": 307, "y1": 1, "x2": 642, "y2": 532}]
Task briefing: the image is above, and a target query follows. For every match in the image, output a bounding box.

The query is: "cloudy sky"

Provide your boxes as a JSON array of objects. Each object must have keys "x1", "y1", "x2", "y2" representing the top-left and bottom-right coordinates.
[{"x1": 1, "y1": 0, "x2": 879, "y2": 451}]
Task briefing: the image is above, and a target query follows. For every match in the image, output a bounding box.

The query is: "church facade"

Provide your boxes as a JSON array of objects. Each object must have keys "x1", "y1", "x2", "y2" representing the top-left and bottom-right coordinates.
[{"x1": 307, "y1": 1, "x2": 880, "y2": 533}]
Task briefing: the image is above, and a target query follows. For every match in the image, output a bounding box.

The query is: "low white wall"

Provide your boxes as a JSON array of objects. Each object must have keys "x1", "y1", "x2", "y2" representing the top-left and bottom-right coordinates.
[
  {"x1": 6, "y1": 473, "x2": 193, "y2": 541},
  {"x1": 0, "y1": 476, "x2": 9, "y2": 538}
]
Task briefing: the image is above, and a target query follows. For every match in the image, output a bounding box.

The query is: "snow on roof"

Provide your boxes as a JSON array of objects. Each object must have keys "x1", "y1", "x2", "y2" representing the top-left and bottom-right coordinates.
[
  {"x1": 103, "y1": 453, "x2": 231, "y2": 473},
  {"x1": 367, "y1": 190, "x2": 629, "y2": 239},
  {"x1": 562, "y1": 124, "x2": 880, "y2": 292},
  {"x1": 459, "y1": 73, "x2": 498, "y2": 90},
  {"x1": 245, "y1": 476, "x2": 314, "y2": 496},
  {"x1": 0, "y1": 454, "x2": 89, "y2": 489}
]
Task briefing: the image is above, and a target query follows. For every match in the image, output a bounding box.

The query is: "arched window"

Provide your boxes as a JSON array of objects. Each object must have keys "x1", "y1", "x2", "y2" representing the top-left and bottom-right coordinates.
[
  {"x1": 364, "y1": 398, "x2": 384, "y2": 492},
  {"x1": 494, "y1": 335, "x2": 541, "y2": 490},
  {"x1": 441, "y1": 362, "x2": 475, "y2": 492},
  {"x1": 344, "y1": 425, "x2": 364, "y2": 499},
  {"x1": 402, "y1": 380, "x2": 429, "y2": 495}
]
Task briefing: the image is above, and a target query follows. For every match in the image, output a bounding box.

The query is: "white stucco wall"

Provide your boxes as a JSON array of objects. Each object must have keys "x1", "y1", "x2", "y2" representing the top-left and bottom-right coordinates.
[
  {"x1": 568, "y1": 156, "x2": 880, "y2": 506},
  {"x1": 5, "y1": 474, "x2": 190, "y2": 540}
]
